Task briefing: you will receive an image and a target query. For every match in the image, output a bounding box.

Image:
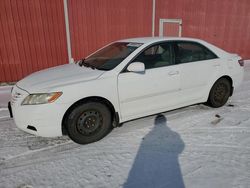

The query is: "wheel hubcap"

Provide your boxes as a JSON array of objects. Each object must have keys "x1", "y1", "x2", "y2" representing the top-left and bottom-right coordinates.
[
  {"x1": 214, "y1": 83, "x2": 228, "y2": 102},
  {"x1": 76, "y1": 110, "x2": 103, "y2": 135}
]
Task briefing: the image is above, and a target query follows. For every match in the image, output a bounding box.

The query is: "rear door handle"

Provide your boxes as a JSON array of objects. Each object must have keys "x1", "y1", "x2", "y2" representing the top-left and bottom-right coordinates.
[{"x1": 168, "y1": 71, "x2": 179, "y2": 76}]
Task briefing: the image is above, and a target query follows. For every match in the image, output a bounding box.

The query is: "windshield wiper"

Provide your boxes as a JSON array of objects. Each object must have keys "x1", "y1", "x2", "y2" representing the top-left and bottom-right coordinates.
[{"x1": 79, "y1": 59, "x2": 96, "y2": 70}]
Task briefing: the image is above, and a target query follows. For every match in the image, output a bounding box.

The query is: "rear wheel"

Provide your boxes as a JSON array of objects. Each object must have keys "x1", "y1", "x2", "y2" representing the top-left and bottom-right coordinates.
[
  {"x1": 208, "y1": 78, "x2": 231, "y2": 108},
  {"x1": 66, "y1": 102, "x2": 112, "y2": 144}
]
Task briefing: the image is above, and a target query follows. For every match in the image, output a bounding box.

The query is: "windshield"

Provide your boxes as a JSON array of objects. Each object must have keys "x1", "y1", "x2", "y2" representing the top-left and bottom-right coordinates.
[{"x1": 82, "y1": 42, "x2": 142, "y2": 71}]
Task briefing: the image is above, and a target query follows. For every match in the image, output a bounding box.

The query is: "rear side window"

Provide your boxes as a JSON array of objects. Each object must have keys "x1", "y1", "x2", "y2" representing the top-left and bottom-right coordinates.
[{"x1": 174, "y1": 42, "x2": 217, "y2": 64}]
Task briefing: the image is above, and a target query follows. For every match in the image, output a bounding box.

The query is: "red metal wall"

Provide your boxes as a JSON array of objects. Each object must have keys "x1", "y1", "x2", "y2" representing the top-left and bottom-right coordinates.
[
  {"x1": 155, "y1": 0, "x2": 250, "y2": 59},
  {"x1": 68, "y1": 0, "x2": 152, "y2": 60},
  {"x1": 1, "y1": 0, "x2": 250, "y2": 82},
  {"x1": 0, "y1": 0, "x2": 68, "y2": 82}
]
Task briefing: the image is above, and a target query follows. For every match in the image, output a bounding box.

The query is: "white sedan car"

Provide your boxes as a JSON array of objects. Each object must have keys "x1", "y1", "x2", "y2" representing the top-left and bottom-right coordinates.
[{"x1": 9, "y1": 37, "x2": 244, "y2": 144}]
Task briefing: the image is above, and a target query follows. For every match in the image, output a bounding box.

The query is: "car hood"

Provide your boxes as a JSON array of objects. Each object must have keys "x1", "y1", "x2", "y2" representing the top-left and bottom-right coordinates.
[{"x1": 16, "y1": 64, "x2": 105, "y2": 93}]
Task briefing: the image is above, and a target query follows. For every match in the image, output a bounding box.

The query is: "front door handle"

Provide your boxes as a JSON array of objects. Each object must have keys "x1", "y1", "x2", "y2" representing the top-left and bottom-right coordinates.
[{"x1": 168, "y1": 71, "x2": 179, "y2": 76}]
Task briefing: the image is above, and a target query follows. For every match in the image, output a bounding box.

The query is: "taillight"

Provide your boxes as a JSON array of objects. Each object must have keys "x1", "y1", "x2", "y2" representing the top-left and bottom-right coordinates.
[{"x1": 238, "y1": 59, "x2": 244, "y2": 66}]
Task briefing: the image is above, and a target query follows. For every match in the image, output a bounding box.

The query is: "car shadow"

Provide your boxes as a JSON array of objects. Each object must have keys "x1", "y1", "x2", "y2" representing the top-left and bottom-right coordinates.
[{"x1": 123, "y1": 114, "x2": 185, "y2": 188}]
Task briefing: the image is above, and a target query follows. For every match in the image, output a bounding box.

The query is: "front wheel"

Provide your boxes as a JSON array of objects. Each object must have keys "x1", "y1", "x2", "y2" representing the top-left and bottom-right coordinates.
[
  {"x1": 66, "y1": 102, "x2": 112, "y2": 144},
  {"x1": 207, "y1": 78, "x2": 231, "y2": 108}
]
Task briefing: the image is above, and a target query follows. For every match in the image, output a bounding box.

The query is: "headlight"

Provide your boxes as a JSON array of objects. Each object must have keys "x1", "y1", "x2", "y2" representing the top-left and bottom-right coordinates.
[{"x1": 22, "y1": 92, "x2": 62, "y2": 105}]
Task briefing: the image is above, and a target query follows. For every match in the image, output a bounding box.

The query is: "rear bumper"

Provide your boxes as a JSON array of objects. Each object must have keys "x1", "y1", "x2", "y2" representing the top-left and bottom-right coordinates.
[{"x1": 232, "y1": 70, "x2": 244, "y2": 89}]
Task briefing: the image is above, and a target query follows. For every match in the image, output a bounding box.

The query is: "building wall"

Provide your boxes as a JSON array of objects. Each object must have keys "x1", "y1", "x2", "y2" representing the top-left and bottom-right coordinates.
[
  {"x1": 0, "y1": 0, "x2": 68, "y2": 82},
  {"x1": 68, "y1": 0, "x2": 152, "y2": 60},
  {"x1": 155, "y1": 0, "x2": 250, "y2": 58},
  {"x1": 0, "y1": 0, "x2": 249, "y2": 82}
]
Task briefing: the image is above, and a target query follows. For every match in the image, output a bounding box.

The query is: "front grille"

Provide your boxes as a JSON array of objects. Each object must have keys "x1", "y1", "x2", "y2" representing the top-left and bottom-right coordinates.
[
  {"x1": 11, "y1": 86, "x2": 28, "y2": 106},
  {"x1": 11, "y1": 92, "x2": 22, "y2": 105}
]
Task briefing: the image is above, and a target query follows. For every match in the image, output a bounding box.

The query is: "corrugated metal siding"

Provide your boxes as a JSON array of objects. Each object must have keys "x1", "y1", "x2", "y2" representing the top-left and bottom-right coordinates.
[
  {"x1": 0, "y1": 0, "x2": 68, "y2": 82},
  {"x1": 155, "y1": 0, "x2": 250, "y2": 59},
  {"x1": 68, "y1": 0, "x2": 152, "y2": 61},
  {"x1": 1, "y1": 0, "x2": 250, "y2": 82}
]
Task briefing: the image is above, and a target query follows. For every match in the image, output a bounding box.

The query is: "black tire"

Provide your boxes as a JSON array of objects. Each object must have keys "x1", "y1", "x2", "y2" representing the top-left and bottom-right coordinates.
[
  {"x1": 65, "y1": 102, "x2": 112, "y2": 144},
  {"x1": 208, "y1": 78, "x2": 231, "y2": 108}
]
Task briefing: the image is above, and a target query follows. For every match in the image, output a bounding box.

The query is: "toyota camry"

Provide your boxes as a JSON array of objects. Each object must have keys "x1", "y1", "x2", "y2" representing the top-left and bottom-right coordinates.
[{"x1": 9, "y1": 37, "x2": 244, "y2": 144}]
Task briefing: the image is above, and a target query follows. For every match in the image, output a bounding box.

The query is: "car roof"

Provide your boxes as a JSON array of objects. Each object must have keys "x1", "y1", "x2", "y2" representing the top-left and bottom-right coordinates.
[
  {"x1": 117, "y1": 37, "x2": 230, "y2": 58},
  {"x1": 118, "y1": 37, "x2": 204, "y2": 44}
]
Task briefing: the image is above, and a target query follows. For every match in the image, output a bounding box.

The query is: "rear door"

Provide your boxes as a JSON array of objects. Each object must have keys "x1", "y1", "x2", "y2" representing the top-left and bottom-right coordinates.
[{"x1": 173, "y1": 41, "x2": 220, "y2": 102}]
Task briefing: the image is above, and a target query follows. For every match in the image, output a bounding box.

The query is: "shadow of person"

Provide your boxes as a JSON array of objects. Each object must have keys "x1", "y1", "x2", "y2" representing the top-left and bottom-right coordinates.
[{"x1": 123, "y1": 114, "x2": 185, "y2": 188}]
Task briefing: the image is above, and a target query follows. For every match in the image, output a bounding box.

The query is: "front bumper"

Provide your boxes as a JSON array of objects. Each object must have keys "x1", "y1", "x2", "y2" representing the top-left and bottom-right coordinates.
[
  {"x1": 10, "y1": 86, "x2": 67, "y2": 137},
  {"x1": 8, "y1": 101, "x2": 13, "y2": 118}
]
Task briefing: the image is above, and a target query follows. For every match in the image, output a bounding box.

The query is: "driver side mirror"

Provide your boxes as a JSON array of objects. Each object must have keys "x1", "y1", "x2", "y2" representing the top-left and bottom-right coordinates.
[{"x1": 127, "y1": 62, "x2": 145, "y2": 73}]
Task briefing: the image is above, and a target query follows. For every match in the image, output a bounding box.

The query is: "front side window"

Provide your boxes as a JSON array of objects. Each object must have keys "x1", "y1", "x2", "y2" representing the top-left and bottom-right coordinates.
[
  {"x1": 133, "y1": 42, "x2": 174, "y2": 69},
  {"x1": 84, "y1": 42, "x2": 142, "y2": 70},
  {"x1": 174, "y1": 42, "x2": 217, "y2": 64}
]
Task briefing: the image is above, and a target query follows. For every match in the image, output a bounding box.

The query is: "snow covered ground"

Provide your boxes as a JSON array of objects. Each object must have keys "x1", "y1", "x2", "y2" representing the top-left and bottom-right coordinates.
[{"x1": 1, "y1": 63, "x2": 250, "y2": 188}]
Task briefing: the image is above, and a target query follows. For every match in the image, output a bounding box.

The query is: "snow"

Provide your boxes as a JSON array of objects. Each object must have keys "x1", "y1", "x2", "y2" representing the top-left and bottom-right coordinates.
[{"x1": 1, "y1": 63, "x2": 250, "y2": 188}]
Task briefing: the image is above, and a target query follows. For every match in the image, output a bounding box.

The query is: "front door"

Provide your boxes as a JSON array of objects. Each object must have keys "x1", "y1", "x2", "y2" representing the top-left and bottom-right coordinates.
[{"x1": 118, "y1": 42, "x2": 181, "y2": 121}]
